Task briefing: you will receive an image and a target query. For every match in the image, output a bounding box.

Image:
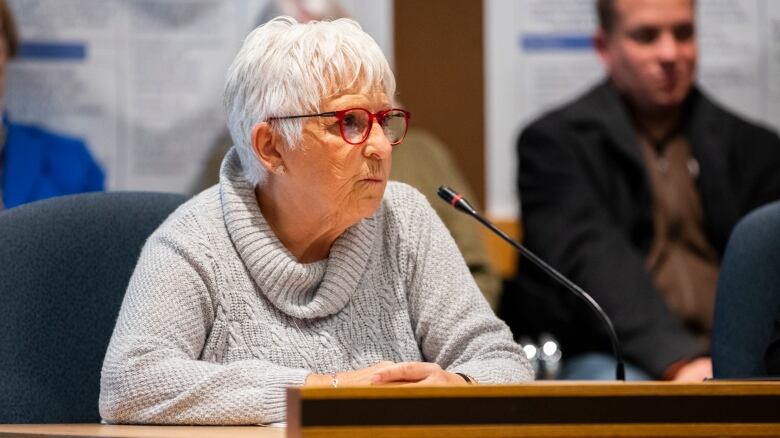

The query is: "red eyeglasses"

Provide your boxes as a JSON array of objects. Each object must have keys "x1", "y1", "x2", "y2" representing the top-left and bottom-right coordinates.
[{"x1": 269, "y1": 107, "x2": 411, "y2": 145}]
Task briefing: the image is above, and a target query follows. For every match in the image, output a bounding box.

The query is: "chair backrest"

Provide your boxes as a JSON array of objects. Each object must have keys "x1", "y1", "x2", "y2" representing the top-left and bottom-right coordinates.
[
  {"x1": 712, "y1": 201, "x2": 780, "y2": 378},
  {"x1": 0, "y1": 191, "x2": 188, "y2": 423}
]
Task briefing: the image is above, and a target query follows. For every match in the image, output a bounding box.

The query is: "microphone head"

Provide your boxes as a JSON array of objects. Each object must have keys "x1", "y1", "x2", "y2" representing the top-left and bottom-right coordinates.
[
  {"x1": 437, "y1": 186, "x2": 476, "y2": 215},
  {"x1": 437, "y1": 186, "x2": 459, "y2": 204}
]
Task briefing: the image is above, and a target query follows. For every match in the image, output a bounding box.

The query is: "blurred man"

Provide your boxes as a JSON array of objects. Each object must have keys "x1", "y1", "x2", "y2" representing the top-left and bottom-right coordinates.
[{"x1": 505, "y1": 0, "x2": 780, "y2": 380}]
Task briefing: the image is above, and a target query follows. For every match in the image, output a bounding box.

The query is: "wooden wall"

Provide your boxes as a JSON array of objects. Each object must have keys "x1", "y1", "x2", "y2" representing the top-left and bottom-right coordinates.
[
  {"x1": 393, "y1": 1, "x2": 521, "y2": 277},
  {"x1": 393, "y1": 0, "x2": 485, "y2": 208}
]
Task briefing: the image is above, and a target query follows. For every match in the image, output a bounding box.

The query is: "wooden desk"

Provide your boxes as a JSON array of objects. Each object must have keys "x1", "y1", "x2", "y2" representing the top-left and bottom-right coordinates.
[
  {"x1": 287, "y1": 381, "x2": 780, "y2": 437},
  {"x1": 3, "y1": 382, "x2": 778, "y2": 437},
  {"x1": 0, "y1": 424, "x2": 284, "y2": 437}
]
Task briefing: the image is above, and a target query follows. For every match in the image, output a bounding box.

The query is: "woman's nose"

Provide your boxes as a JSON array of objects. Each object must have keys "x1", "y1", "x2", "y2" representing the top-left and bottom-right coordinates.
[{"x1": 362, "y1": 122, "x2": 392, "y2": 159}]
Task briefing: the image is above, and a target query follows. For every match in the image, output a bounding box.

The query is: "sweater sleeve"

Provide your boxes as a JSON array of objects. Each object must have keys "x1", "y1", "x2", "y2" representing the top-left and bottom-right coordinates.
[
  {"x1": 99, "y1": 215, "x2": 309, "y2": 425},
  {"x1": 396, "y1": 185, "x2": 534, "y2": 383}
]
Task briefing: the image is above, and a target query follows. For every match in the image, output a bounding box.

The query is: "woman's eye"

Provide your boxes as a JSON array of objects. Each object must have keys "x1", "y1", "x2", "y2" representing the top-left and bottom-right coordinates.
[
  {"x1": 343, "y1": 114, "x2": 359, "y2": 129},
  {"x1": 380, "y1": 112, "x2": 399, "y2": 126}
]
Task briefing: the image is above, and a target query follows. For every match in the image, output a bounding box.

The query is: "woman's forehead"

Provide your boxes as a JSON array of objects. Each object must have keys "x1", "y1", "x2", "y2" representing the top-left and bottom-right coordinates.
[{"x1": 322, "y1": 85, "x2": 389, "y2": 109}]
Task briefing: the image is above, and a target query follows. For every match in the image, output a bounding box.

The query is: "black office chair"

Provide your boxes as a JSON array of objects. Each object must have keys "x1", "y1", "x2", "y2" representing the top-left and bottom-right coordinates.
[{"x1": 0, "y1": 192, "x2": 188, "y2": 423}]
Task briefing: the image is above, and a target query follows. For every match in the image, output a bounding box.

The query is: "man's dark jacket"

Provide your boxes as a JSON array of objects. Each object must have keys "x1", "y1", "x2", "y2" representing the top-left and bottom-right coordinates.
[{"x1": 501, "y1": 81, "x2": 780, "y2": 378}]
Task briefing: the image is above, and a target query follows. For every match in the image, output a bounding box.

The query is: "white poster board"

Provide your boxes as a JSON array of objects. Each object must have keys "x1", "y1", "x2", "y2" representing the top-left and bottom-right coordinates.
[
  {"x1": 6, "y1": 0, "x2": 393, "y2": 193},
  {"x1": 485, "y1": 0, "x2": 780, "y2": 220}
]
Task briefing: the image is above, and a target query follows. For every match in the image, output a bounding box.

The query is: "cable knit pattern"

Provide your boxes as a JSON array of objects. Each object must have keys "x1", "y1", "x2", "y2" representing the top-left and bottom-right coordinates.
[{"x1": 99, "y1": 148, "x2": 532, "y2": 425}]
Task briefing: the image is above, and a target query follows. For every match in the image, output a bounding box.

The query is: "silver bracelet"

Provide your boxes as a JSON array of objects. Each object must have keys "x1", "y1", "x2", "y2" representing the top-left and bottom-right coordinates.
[{"x1": 330, "y1": 371, "x2": 339, "y2": 388}]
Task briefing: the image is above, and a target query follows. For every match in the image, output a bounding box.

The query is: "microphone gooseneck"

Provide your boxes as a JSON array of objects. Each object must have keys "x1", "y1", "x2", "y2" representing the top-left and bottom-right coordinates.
[{"x1": 437, "y1": 186, "x2": 626, "y2": 381}]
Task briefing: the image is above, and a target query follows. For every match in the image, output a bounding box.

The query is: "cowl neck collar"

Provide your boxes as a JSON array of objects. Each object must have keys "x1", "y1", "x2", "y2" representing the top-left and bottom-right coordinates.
[{"x1": 219, "y1": 148, "x2": 377, "y2": 319}]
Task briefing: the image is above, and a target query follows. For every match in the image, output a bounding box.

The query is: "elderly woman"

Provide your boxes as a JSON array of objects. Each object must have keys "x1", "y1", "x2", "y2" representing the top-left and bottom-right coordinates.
[{"x1": 99, "y1": 17, "x2": 532, "y2": 425}]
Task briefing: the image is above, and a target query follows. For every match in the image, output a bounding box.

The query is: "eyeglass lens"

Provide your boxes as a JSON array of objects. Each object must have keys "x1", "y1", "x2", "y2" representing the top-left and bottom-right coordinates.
[{"x1": 341, "y1": 109, "x2": 407, "y2": 145}]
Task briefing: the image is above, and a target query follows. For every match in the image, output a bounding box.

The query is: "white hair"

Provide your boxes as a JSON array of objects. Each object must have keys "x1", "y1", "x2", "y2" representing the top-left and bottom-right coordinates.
[{"x1": 224, "y1": 16, "x2": 396, "y2": 187}]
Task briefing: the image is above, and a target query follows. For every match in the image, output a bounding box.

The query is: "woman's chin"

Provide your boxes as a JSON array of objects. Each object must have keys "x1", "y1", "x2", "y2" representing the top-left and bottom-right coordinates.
[{"x1": 355, "y1": 194, "x2": 384, "y2": 219}]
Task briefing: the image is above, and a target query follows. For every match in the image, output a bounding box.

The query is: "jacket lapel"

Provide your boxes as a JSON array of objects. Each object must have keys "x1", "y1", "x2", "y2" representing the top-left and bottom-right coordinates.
[
  {"x1": 596, "y1": 82, "x2": 646, "y2": 172},
  {"x1": 686, "y1": 88, "x2": 739, "y2": 253},
  {"x1": 570, "y1": 81, "x2": 646, "y2": 174}
]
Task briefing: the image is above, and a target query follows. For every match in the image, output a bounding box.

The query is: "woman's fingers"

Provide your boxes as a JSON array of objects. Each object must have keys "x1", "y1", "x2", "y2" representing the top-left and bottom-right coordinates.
[
  {"x1": 330, "y1": 361, "x2": 397, "y2": 386},
  {"x1": 315, "y1": 361, "x2": 468, "y2": 386},
  {"x1": 370, "y1": 362, "x2": 441, "y2": 384},
  {"x1": 369, "y1": 361, "x2": 396, "y2": 371}
]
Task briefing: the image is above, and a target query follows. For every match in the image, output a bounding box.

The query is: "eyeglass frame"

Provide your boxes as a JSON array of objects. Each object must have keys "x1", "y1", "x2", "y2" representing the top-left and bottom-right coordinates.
[{"x1": 267, "y1": 107, "x2": 411, "y2": 146}]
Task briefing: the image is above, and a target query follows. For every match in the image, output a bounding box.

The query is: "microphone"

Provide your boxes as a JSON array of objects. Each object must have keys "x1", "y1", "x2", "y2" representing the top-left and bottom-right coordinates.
[{"x1": 437, "y1": 186, "x2": 626, "y2": 381}]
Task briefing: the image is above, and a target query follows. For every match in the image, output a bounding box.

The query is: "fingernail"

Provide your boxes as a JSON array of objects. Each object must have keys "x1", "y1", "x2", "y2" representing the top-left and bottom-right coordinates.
[{"x1": 371, "y1": 374, "x2": 381, "y2": 383}]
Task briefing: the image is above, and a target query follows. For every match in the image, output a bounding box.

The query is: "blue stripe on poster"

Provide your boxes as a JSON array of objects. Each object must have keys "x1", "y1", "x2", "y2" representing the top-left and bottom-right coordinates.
[
  {"x1": 521, "y1": 34, "x2": 592, "y2": 52},
  {"x1": 17, "y1": 42, "x2": 87, "y2": 60}
]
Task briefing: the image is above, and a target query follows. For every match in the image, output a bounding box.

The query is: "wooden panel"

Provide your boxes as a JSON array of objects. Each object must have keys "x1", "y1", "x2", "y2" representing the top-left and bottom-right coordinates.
[
  {"x1": 0, "y1": 424, "x2": 283, "y2": 437},
  {"x1": 288, "y1": 382, "x2": 780, "y2": 438},
  {"x1": 291, "y1": 381, "x2": 780, "y2": 398},
  {"x1": 294, "y1": 424, "x2": 780, "y2": 438},
  {"x1": 394, "y1": 0, "x2": 486, "y2": 207},
  {"x1": 483, "y1": 217, "x2": 522, "y2": 278}
]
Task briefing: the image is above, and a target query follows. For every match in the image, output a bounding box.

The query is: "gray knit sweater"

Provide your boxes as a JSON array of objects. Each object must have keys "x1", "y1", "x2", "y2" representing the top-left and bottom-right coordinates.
[{"x1": 99, "y1": 148, "x2": 532, "y2": 425}]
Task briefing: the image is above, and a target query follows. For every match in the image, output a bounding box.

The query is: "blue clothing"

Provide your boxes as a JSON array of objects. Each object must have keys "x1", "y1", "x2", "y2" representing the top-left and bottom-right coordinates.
[
  {"x1": 557, "y1": 353, "x2": 652, "y2": 381},
  {"x1": 1, "y1": 118, "x2": 104, "y2": 209}
]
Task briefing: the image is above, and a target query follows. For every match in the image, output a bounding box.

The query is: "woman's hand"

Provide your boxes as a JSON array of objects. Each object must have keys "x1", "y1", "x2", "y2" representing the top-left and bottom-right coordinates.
[
  {"x1": 305, "y1": 361, "x2": 470, "y2": 387},
  {"x1": 370, "y1": 362, "x2": 470, "y2": 386},
  {"x1": 305, "y1": 361, "x2": 396, "y2": 386}
]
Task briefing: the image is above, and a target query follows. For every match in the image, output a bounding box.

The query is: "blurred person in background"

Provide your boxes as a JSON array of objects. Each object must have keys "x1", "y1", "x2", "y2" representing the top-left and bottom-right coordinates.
[
  {"x1": 505, "y1": 0, "x2": 780, "y2": 381},
  {"x1": 0, "y1": 0, "x2": 104, "y2": 211}
]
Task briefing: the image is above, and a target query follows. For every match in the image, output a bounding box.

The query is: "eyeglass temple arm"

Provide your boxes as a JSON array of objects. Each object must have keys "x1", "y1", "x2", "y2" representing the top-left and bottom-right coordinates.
[{"x1": 269, "y1": 111, "x2": 338, "y2": 121}]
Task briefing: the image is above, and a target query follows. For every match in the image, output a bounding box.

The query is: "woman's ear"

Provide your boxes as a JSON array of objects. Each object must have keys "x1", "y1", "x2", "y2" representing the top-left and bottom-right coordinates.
[{"x1": 251, "y1": 122, "x2": 284, "y2": 173}]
